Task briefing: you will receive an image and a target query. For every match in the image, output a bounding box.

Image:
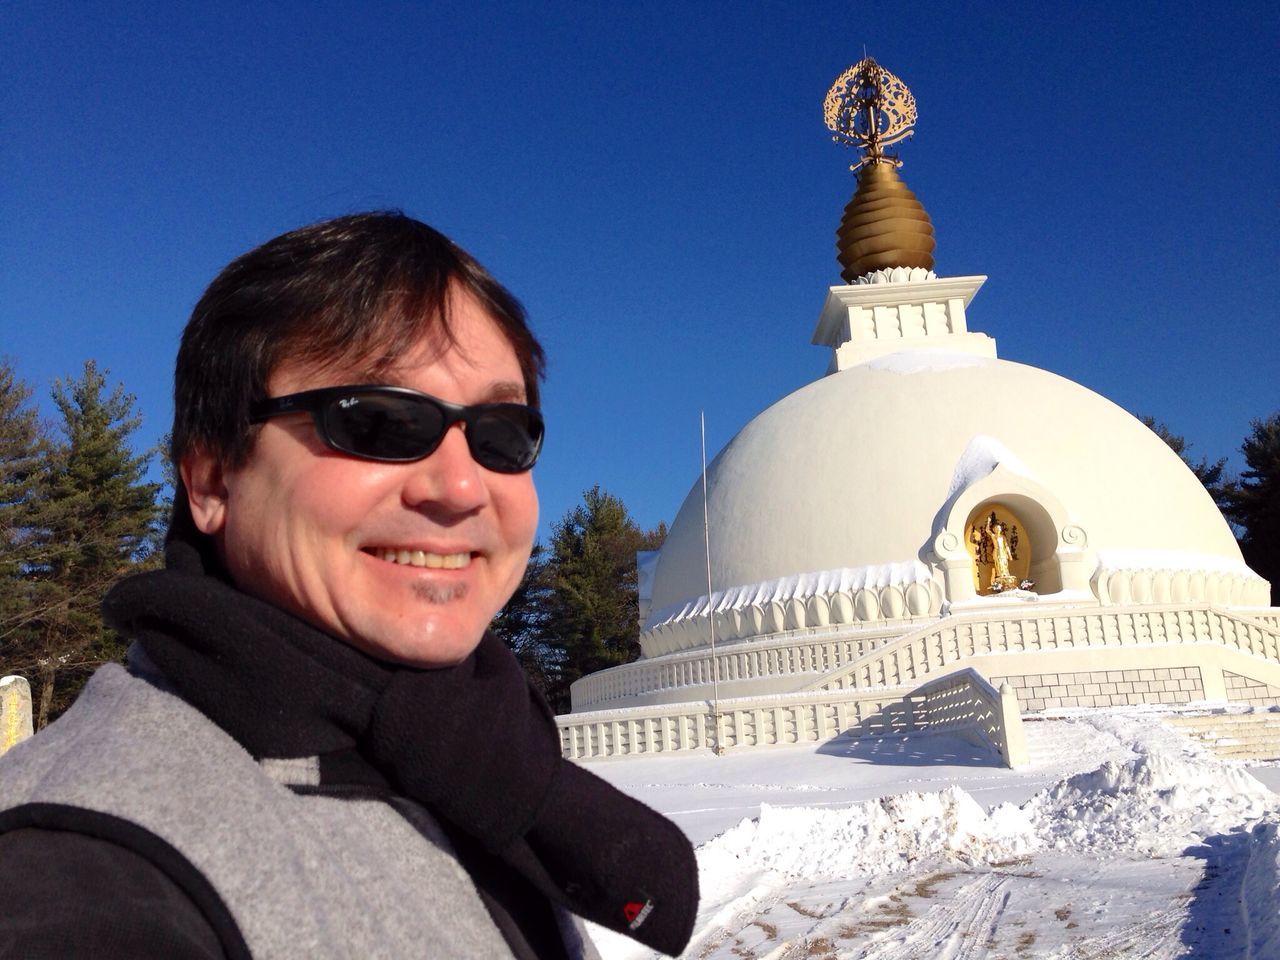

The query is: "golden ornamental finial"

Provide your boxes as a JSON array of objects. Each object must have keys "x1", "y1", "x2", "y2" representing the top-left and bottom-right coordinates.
[
  {"x1": 826, "y1": 57, "x2": 935, "y2": 282},
  {"x1": 824, "y1": 57, "x2": 917, "y2": 171}
]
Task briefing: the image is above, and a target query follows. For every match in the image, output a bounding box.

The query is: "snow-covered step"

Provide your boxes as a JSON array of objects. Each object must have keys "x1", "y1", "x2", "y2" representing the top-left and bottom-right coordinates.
[
  {"x1": 1164, "y1": 712, "x2": 1280, "y2": 762},
  {"x1": 1020, "y1": 716, "x2": 1089, "y2": 768},
  {"x1": 1166, "y1": 713, "x2": 1280, "y2": 728}
]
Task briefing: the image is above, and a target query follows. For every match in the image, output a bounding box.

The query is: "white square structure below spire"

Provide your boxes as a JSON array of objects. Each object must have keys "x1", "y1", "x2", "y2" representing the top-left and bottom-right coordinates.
[{"x1": 812, "y1": 275, "x2": 996, "y2": 373}]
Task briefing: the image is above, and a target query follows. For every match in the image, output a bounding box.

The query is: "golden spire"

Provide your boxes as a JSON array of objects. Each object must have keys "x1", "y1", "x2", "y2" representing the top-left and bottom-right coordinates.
[{"x1": 825, "y1": 58, "x2": 936, "y2": 283}]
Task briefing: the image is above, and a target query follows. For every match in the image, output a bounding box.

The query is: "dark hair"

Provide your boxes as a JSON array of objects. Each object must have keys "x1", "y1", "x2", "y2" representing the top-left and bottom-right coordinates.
[{"x1": 170, "y1": 211, "x2": 544, "y2": 469}]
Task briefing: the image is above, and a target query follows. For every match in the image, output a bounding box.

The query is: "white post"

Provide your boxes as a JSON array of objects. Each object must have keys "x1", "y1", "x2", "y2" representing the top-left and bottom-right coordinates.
[
  {"x1": 999, "y1": 683, "x2": 1029, "y2": 768},
  {"x1": 1, "y1": 676, "x2": 35, "y2": 755}
]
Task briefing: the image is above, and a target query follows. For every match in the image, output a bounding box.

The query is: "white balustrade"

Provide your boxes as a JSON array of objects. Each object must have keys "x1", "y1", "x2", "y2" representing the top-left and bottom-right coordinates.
[
  {"x1": 806, "y1": 603, "x2": 1280, "y2": 694},
  {"x1": 559, "y1": 665, "x2": 1026, "y2": 766}
]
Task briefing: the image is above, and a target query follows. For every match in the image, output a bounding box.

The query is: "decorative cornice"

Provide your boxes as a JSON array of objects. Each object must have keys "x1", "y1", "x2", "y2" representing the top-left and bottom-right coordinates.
[{"x1": 812, "y1": 275, "x2": 988, "y2": 347}]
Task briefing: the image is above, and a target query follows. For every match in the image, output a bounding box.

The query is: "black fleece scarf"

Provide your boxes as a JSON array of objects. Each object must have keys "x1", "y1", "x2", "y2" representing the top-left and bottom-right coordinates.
[{"x1": 103, "y1": 517, "x2": 698, "y2": 958}]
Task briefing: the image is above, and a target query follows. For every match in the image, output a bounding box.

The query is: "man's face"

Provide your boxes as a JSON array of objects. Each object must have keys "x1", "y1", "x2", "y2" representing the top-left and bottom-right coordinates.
[{"x1": 184, "y1": 288, "x2": 539, "y2": 666}]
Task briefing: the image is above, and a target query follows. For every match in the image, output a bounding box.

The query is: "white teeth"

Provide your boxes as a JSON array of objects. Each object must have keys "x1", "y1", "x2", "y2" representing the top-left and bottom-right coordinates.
[{"x1": 376, "y1": 549, "x2": 470, "y2": 570}]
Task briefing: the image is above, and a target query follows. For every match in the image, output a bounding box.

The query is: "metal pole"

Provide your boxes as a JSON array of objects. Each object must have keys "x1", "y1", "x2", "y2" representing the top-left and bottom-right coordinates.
[{"x1": 701, "y1": 411, "x2": 722, "y2": 753}]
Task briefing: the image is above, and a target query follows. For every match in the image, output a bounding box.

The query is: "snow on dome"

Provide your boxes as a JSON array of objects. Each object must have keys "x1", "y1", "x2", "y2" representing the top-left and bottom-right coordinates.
[
  {"x1": 645, "y1": 560, "x2": 931, "y2": 631},
  {"x1": 941, "y1": 434, "x2": 1033, "y2": 504},
  {"x1": 1095, "y1": 547, "x2": 1256, "y2": 577},
  {"x1": 865, "y1": 350, "x2": 991, "y2": 375}
]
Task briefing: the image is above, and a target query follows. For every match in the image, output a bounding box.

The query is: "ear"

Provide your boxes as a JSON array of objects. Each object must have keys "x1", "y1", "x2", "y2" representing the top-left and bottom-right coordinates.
[{"x1": 180, "y1": 449, "x2": 230, "y2": 536}]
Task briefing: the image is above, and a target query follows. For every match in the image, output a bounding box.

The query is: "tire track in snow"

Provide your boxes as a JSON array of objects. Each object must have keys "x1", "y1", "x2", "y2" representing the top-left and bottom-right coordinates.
[
  {"x1": 854, "y1": 872, "x2": 1010, "y2": 960},
  {"x1": 1056, "y1": 906, "x2": 1185, "y2": 959},
  {"x1": 688, "y1": 887, "x2": 852, "y2": 960},
  {"x1": 682, "y1": 880, "x2": 777, "y2": 959}
]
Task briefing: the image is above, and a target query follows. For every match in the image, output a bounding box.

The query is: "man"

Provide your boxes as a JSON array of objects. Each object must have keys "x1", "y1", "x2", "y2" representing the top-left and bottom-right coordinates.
[{"x1": 0, "y1": 213, "x2": 698, "y2": 958}]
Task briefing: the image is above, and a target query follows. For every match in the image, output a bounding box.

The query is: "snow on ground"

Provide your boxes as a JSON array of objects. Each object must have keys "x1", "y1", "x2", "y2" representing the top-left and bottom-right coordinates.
[{"x1": 583, "y1": 708, "x2": 1280, "y2": 959}]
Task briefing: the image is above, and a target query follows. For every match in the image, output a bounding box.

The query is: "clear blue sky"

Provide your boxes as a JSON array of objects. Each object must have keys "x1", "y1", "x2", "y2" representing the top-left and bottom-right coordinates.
[{"x1": 3, "y1": 1, "x2": 1277, "y2": 544}]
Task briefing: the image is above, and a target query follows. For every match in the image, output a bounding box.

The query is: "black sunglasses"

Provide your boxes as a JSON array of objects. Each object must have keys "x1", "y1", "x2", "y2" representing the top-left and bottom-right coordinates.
[{"x1": 249, "y1": 385, "x2": 544, "y2": 473}]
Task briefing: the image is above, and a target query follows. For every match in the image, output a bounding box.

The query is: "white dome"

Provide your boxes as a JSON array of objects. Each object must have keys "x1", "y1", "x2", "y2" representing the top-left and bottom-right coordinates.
[{"x1": 650, "y1": 351, "x2": 1245, "y2": 619}]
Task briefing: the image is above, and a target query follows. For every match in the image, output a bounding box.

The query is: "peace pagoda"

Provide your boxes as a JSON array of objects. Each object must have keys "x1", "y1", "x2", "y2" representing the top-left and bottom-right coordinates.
[{"x1": 556, "y1": 59, "x2": 1279, "y2": 764}]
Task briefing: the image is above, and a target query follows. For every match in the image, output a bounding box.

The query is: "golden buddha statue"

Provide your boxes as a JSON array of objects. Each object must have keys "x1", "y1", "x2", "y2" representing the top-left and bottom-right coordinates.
[{"x1": 969, "y1": 510, "x2": 1029, "y2": 593}]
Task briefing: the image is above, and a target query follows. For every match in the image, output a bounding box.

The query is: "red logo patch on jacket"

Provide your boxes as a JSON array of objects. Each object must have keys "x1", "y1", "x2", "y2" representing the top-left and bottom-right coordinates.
[{"x1": 623, "y1": 899, "x2": 654, "y2": 930}]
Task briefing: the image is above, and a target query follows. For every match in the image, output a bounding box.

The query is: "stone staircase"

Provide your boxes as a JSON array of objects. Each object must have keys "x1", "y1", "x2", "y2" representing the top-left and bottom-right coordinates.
[{"x1": 1165, "y1": 711, "x2": 1280, "y2": 762}]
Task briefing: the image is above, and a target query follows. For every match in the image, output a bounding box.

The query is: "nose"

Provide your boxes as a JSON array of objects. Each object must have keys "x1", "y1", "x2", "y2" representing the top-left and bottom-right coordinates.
[{"x1": 402, "y1": 422, "x2": 489, "y2": 515}]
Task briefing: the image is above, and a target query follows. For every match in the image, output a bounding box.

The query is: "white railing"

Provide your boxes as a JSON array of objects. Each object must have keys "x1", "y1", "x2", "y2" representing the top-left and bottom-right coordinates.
[
  {"x1": 1251, "y1": 610, "x2": 1280, "y2": 631},
  {"x1": 558, "y1": 603, "x2": 1280, "y2": 764},
  {"x1": 559, "y1": 667, "x2": 1027, "y2": 767},
  {"x1": 570, "y1": 624, "x2": 904, "y2": 710},
  {"x1": 911, "y1": 669, "x2": 1027, "y2": 767},
  {"x1": 575, "y1": 602, "x2": 1280, "y2": 711},
  {"x1": 806, "y1": 604, "x2": 1280, "y2": 693},
  {"x1": 560, "y1": 688, "x2": 901, "y2": 759}
]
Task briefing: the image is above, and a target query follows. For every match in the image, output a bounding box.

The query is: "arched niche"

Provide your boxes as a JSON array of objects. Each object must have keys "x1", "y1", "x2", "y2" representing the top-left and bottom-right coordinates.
[{"x1": 928, "y1": 463, "x2": 1092, "y2": 605}]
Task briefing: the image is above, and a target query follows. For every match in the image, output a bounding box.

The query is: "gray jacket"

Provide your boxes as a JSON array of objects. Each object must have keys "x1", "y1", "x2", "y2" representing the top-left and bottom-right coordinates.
[{"x1": 0, "y1": 664, "x2": 600, "y2": 959}]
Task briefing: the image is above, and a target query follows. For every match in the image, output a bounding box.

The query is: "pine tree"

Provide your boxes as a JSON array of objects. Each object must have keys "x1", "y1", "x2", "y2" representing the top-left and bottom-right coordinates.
[
  {"x1": 3, "y1": 361, "x2": 163, "y2": 728},
  {"x1": 538, "y1": 486, "x2": 665, "y2": 712},
  {"x1": 0, "y1": 362, "x2": 51, "y2": 653},
  {"x1": 491, "y1": 542, "x2": 557, "y2": 696},
  {"x1": 1223, "y1": 413, "x2": 1280, "y2": 605}
]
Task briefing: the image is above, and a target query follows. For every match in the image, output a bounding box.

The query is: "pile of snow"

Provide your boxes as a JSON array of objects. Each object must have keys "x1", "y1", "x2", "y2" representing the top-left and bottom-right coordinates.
[
  {"x1": 697, "y1": 787, "x2": 1036, "y2": 893},
  {"x1": 1022, "y1": 712, "x2": 1273, "y2": 858},
  {"x1": 589, "y1": 712, "x2": 1280, "y2": 959},
  {"x1": 1244, "y1": 817, "x2": 1280, "y2": 956},
  {"x1": 594, "y1": 788, "x2": 1042, "y2": 960},
  {"x1": 685, "y1": 720, "x2": 1278, "y2": 899},
  {"x1": 1023, "y1": 750, "x2": 1276, "y2": 857}
]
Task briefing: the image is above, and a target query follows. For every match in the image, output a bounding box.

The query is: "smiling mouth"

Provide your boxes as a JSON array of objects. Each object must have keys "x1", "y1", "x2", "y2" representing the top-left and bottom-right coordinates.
[{"x1": 370, "y1": 549, "x2": 472, "y2": 570}]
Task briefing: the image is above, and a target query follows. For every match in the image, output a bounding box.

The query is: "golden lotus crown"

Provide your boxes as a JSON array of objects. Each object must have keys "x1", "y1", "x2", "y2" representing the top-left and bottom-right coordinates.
[{"x1": 824, "y1": 57, "x2": 917, "y2": 171}]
